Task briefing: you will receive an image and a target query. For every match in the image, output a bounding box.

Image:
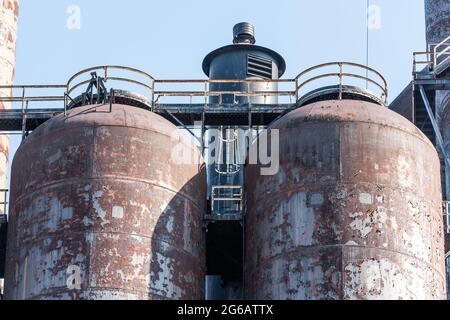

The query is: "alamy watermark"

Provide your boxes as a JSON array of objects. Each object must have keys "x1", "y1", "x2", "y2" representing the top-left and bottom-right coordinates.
[
  {"x1": 171, "y1": 124, "x2": 280, "y2": 176},
  {"x1": 66, "y1": 5, "x2": 81, "y2": 30},
  {"x1": 66, "y1": 265, "x2": 81, "y2": 290},
  {"x1": 367, "y1": 4, "x2": 381, "y2": 30}
]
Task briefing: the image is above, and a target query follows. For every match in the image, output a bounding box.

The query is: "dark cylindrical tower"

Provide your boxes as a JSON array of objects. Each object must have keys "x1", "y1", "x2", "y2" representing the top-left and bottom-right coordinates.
[
  {"x1": 203, "y1": 22, "x2": 286, "y2": 105},
  {"x1": 202, "y1": 23, "x2": 287, "y2": 208},
  {"x1": 4, "y1": 103, "x2": 206, "y2": 300},
  {"x1": 202, "y1": 23, "x2": 286, "y2": 299}
]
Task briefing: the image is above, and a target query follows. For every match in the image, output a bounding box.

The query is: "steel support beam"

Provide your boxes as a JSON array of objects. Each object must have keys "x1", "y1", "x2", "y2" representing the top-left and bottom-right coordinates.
[{"x1": 419, "y1": 85, "x2": 450, "y2": 166}]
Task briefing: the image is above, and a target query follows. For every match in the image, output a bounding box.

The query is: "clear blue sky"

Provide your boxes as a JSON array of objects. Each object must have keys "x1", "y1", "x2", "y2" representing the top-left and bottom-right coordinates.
[
  {"x1": 15, "y1": 0, "x2": 426, "y2": 87},
  {"x1": 7, "y1": 0, "x2": 427, "y2": 192}
]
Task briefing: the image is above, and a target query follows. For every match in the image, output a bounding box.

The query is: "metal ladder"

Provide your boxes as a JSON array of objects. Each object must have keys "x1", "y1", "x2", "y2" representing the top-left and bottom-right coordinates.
[{"x1": 207, "y1": 127, "x2": 245, "y2": 221}]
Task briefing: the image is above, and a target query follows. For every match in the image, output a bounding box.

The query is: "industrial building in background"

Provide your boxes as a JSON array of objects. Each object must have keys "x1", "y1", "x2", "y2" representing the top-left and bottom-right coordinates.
[
  {"x1": 0, "y1": 0, "x2": 18, "y2": 297},
  {"x1": 0, "y1": 0, "x2": 449, "y2": 300}
]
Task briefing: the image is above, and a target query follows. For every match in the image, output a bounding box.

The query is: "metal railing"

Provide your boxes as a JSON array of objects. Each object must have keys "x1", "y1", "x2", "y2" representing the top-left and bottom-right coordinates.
[
  {"x1": 0, "y1": 62, "x2": 389, "y2": 114},
  {"x1": 413, "y1": 51, "x2": 432, "y2": 74},
  {"x1": 153, "y1": 78, "x2": 295, "y2": 105},
  {"x1": 66, "y1": 65, "x2": 155, "y2": 96},
  {"x1": 211, "y1": 185, "x2": 243, "y2": 215},
  {"x1": 294, "y1": 62, "x2": 389, "y2": 104},
  {"x1": 413, "y1": 35, "x2": 450, "y2": 75},
  {"x1": 0, "y1": 189, "x2": 8, "y2": 216},
  {"x1": 432, "y1": 35, "x2": 450, "y2": 69}
]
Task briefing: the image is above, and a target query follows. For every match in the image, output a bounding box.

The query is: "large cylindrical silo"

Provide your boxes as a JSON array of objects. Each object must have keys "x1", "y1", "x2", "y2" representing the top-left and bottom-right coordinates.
[
  {"x1": 4, "y1": 103, "x2": 206, "y2": 300},
  {"x1": 0, "y1": 0, "x2": 19, "y2": 211},
  {"x1": 245, "y1": 99, "x2": 446, "y2": 300}
]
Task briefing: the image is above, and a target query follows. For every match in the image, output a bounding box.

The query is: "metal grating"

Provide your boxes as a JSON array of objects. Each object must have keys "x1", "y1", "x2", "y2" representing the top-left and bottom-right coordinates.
[{"x1": 247, "y1": 54, "x2": 273, "y2": 79}]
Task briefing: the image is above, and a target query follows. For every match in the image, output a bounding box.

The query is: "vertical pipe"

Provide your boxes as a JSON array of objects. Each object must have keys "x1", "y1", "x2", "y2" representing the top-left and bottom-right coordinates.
[
  {"x1": 0, "y1": 0, "x2": 19, "y2": 214},
  {"x1": 365, "y1": 0, "x2": 370, "y2": 89}
]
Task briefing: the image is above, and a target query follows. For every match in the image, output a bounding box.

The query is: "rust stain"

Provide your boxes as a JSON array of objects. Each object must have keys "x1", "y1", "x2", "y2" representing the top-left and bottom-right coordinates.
[
  {"x1": 245, "y1": 100, "x2": 446, "y2": 300},
  {"x1": 4, "y1": 104, "x2": 206, "y2": 300}
]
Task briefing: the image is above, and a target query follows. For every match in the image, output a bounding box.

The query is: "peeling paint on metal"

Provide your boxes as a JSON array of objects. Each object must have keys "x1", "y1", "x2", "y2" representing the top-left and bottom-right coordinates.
[
  {"x1": 245, "y1": 100, "x2": 446, "y2": 300},
  {"x1": 4, "y1": 104, "x2": 206, "y2": 300}
]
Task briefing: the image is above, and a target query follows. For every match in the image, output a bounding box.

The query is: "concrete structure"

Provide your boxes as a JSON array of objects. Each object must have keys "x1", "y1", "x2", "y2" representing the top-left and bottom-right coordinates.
[
  {"x1": 0, "y1": 0, "x2": 19, "y2": 301},
  {"x1": 4, "y1": 103, "x2": 206, "y2": 300},
  {"x1": 425, "y1": 0, "x2": 450, "y2": 45},
  {"x1": 0, "y1": 0, "x2": 19, "y2": 212},
  {"x1": 425, "y1": 0, "x2": 450, "y2": 299},
  {"x1": 245, "y1": 99, "x2": 446, "y2": 300}
]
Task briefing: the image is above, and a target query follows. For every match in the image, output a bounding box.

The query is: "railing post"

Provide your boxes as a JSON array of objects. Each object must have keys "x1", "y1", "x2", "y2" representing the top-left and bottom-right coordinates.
[
  {"x1": 3, "y1": 189, "x2": 7, "y2": 216},
  {"x1": 151, "y1": 79, "x2": 155, "y2": 111},
  {"x1": 21, "y1": 88, "x2": 26, "y2": 140},
  {"x1": 434, "y1": 45, "x2": 437, "y2": 68},
  {"x1": 109, "y1": 88, "x2": 115, "y2": 113},
  {"x1": 338, "y1": 63, "x2": 343, "y2": 100},
  {"x1": 204, "y1": 81, "x2": 208, "y2": 106},
  {"x1": 20, "y1": 87, "x2": 25, "y2": 114}
]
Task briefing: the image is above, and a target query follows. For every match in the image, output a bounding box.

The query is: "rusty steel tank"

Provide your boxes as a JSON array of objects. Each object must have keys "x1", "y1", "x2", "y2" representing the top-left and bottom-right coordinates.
[
  {"x1": 245, "y1": 98, "x2": 446, "y2": 300},
  {"x1": 3, "y1": 102, "x2": 206, "y2": 300}
]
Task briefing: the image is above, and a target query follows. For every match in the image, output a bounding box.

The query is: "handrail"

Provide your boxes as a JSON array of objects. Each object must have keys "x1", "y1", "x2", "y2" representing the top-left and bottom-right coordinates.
[
  {"x1": 434, "y1": 34, "x2": 450, "y2": 66},
  {"x1": 152, "y1": 78, "x2": 297, "y2": 105},
  {"x1": 153, "y1": 90, "x2": 295, "y2": 96},
  {"x1": 294, "y1": 62, "x2": 388, "y2": 104},
  {"x1": 66, "y1": 65, "x2": 156, "y2": 98},
  {"x1": 156, "y1": 79, "x2": 293, "y2": 84},
  {"x1": 0, "y1": 189, "x2": 8, "y2": 216},
  {"x1": 414, "y1": 34, "x2": 450, "y2": 74},
  {"x1": 0, "y1": 63, "x2": 390, "y2": 110},
  {"x1": 414, "y1": 51, "x2": 450, "y2": 71}
]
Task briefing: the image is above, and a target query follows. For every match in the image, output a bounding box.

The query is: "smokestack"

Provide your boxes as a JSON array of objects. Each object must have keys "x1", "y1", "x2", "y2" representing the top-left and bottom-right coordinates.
[
  {"x1": 0, "y1": 0, "x2": 19, "y2": 213},
  {"x1": 233, "y1": 22, "x2": 256, "y2": 44},
  {"x1": 425, "y1": 0, "x2": 450, "y2": 45}
]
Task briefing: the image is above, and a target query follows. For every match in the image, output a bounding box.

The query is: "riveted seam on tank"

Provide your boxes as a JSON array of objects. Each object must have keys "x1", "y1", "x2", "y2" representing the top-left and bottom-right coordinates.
[
  {"x1": 249, "y1": 182, "x2": 443, "y2": 213},
  {"x1": 245, "y1": 244, "x2": 447, "y2": 281},
  {"x1": 271, "y1": 119, "x2": 439, "y2": 152},
  {"x1": 23, "y1": 286, "x2": 161, "y2": 301},
  {"x1": 10, "y1": 175, "x2": 205, "y2": 211},
  {"x1": 14, "y1": 231, "x2": 204, "y2": 270},
  {"x1": 18, "y1": 124, "x2": 203, "y2": 159}
]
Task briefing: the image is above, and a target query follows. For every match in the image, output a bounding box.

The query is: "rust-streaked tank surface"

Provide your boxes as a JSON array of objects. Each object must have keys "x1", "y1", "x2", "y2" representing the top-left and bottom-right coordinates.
[
  {"x1": 4, "y1": 104, "x2": 206, "y2": 300},
  {"x1": 245, "y1": 99, "x2": 446, "y2": 300}
]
